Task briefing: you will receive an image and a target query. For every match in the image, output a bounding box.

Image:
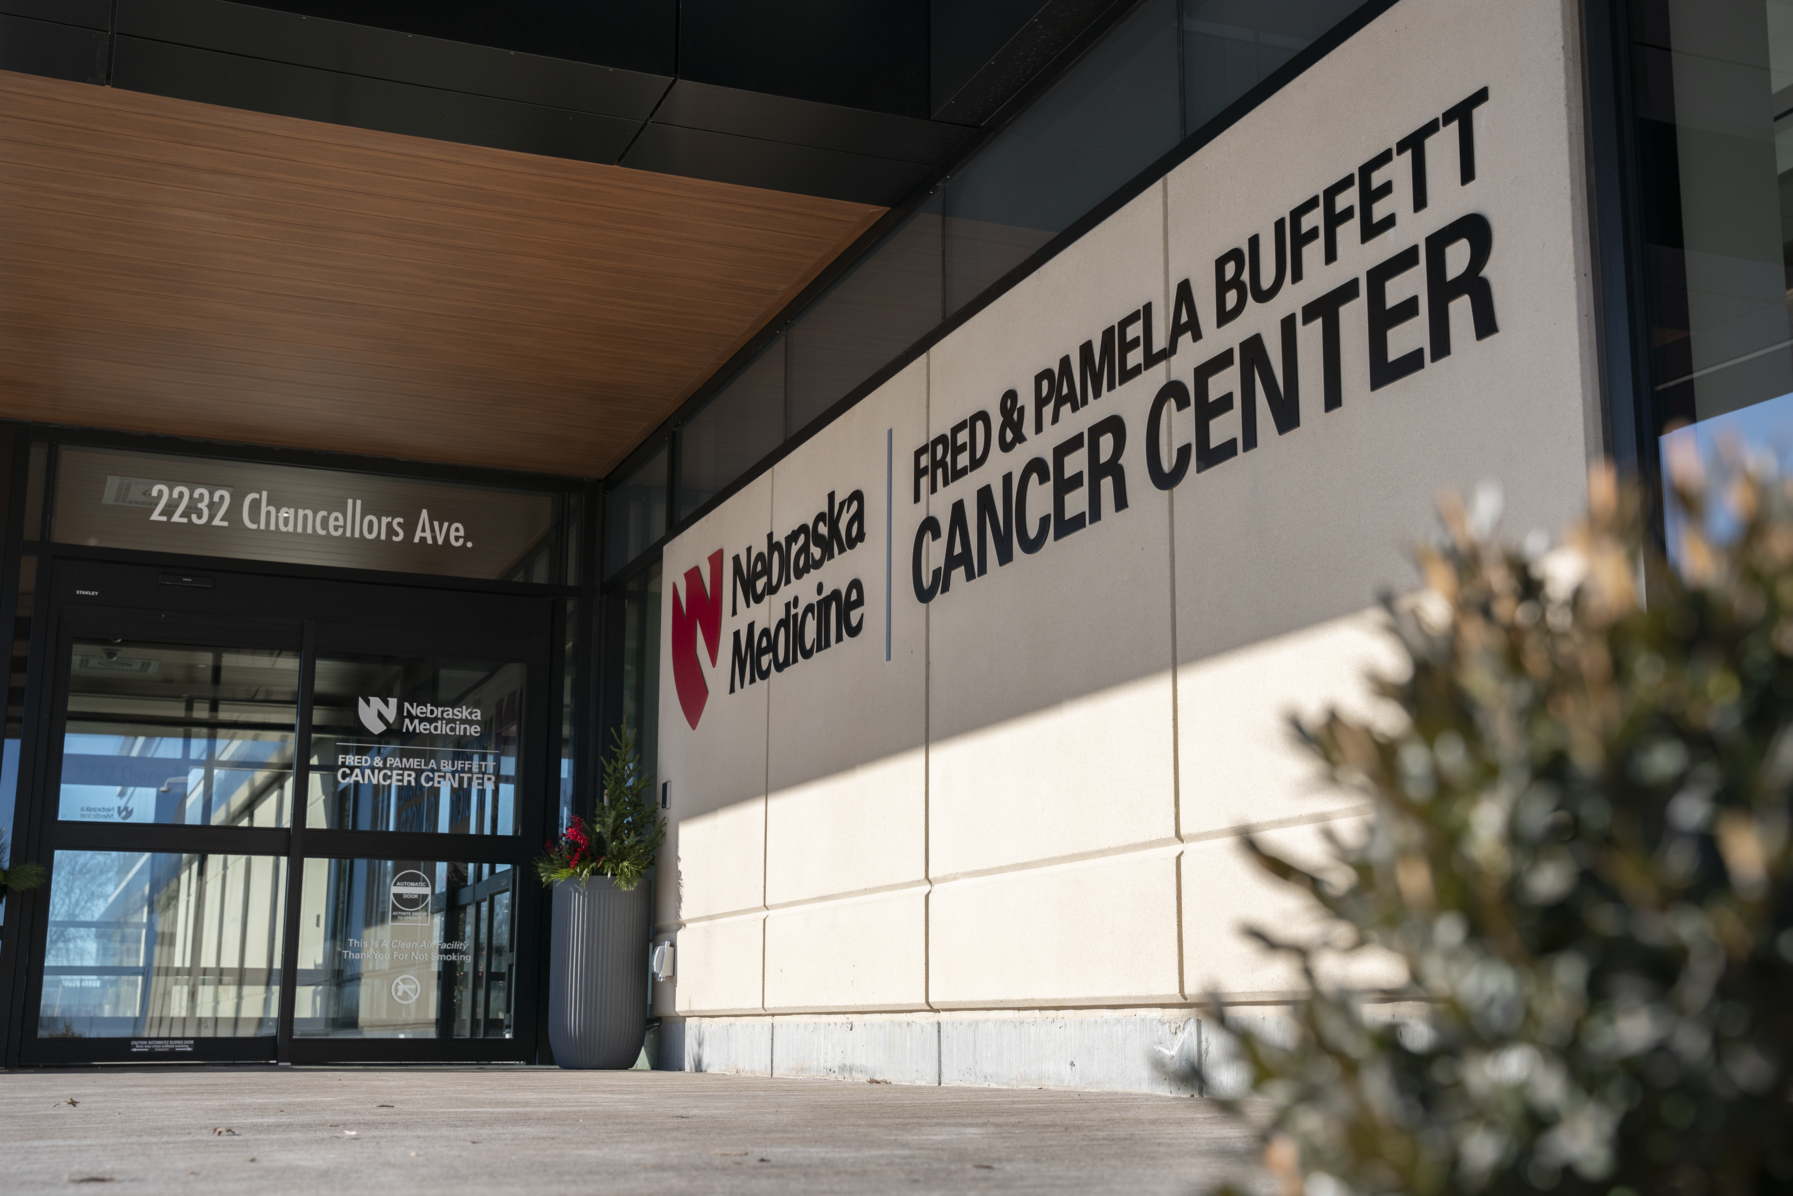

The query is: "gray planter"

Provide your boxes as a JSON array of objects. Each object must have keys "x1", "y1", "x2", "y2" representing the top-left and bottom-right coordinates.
[{"x1": 547, "y1": 875, "x2": 651, "y2": 1069}]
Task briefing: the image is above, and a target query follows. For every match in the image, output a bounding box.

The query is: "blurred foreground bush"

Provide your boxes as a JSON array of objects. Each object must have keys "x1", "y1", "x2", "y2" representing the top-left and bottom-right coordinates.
[{"x1": 1209, "y1": 463, "x2": 1793, "y2": 1196}]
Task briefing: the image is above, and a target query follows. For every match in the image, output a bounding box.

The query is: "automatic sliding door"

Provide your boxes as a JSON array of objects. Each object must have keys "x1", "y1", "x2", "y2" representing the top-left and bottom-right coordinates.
[
  {"x1": 26, "y1": 625, "x2": 300, "y2": 1062},
  {"x1": 293, "y1": 641, "x2": 533, "y2": 1057},
  {"x1": 39, "y1": 850, "x2": 286, "y2": 1046}
]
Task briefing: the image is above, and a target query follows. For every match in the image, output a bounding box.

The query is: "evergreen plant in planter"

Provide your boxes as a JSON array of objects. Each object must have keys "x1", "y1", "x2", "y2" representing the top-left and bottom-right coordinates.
[{"x1": 537, "y1": 728, "x2": 665, "y2": 1069}]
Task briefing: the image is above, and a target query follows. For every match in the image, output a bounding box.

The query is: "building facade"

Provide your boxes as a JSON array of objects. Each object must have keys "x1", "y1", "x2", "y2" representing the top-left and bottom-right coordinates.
[{"x1": 0, "y1": 0, "x2": 1781, "y2": 1086}]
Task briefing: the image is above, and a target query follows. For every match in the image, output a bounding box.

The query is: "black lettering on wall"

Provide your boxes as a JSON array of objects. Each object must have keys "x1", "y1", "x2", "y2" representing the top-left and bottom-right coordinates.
[
  {"x1": 1425, "y1": 213, "x2": 1497, "y2": 361},
  {"x1": 1322, "y1": 176, "x2": 1355, "y2": 266},
  {"x1": 1194, "y1": 347, "x2": 1237, "y2": 473},
  {"x1": 755, "y1": 625, "x2": 773, "y2": 682},
  {"x1": 1118, "y1": 309, "x2": 1144, "y2": 382},
  {"x1": 765, "y1": 531, "x2": 787, "y2": 596},
  {"x1": 1142, "y1": 301, "x2": 1170, "y2": 368},
  {"x1": 1033, "y1": 370, "x2": 1055, "y2": 435},
  {"x1": 732, "y1": 551, "x2": 753, "y2": 616},
  {"x1": 1442, "y1": 86, "x2": 1489, "y2": 185},
  {"x1": 729, "y1": 624, "x2": 756, "y2": 693},
  {"x1": 1086, "y1": 415, "x2": 1128, "y2": 523},
  {"x1": 1016, "y1": 458, "x2": 1051, "y2": 555},
  {"x1": 810, "y1": 510, "x2": 830, "y2": 570},
  {"x1": 998, "y1": 388, "x2": 1026, "y2": 451},
  {"x1": 1053, "y1": 355, "x2": 1079, "y2": 424},
  {"x1": 1249, "y1": 219, "x2": 1287, "y2": 304},
  {"x1": 843, "y1": 579, "x2": 866, "y2": 637},
  {"x1": 1290, "y1": 195, "x2": 1321, "y2": 284},
  {"x1": 788, "y1": 526, "x2": 811, "y2": 581},
  {"x1": 912, "y1": 516, "x2": 941, "y2": 604},
  {"x1": 950, "y1": 418, "x2": 971, "y2": 480},
  {"x1": 1215, "y1": 249, "x2": 1247, "y2": 327},
  {"x1": 750, "y1": 548, "x2": 769, "y2": 603},
  {"x1": 797, "y1": 601, "x2": 816, "y2": 661},
  {"x1": 1147, "y1": 379, "x2": 1192, "y2": 491},
  {"x1": 771, "y1": 601, "x2": 790, "y2": 673},
  {"x1": 842, "y1": 490, "x2": 866, "y2": 547},
  {"x1": 929, "y1": 434, "x2": 950, "y2": 495},
  {"x1": 941, "y1": 500, "x2": 975, "y2": 593},
  {"x1": 976, "y1": 473, "x2": 1015, "y2": 575},
  {"x1": 1367, "y1": 244, "x2": 1425, "y2": 390},
  {"x1": 913, "y1": 445, "x2": 930, "y2": 504},
  {"x1": 1301, "y1": 277, "x2": 1362, "y2": 412},
  {"x1": 1238, "y1": 314, "x2": 1300, "y2": 452},
  {"x1": 1169, "y1": 279, "x2": 1202, "y2": 353},
  {"x1": 819, "y1": 587, "x2": 844, "y2": 649},
  {"x1": 1358, "y1": 148, "x2": 1396, "y2": 243},
  {"x1": 1396, "y1": 118, "x2": 1441, "y2": 212},
  {"x1": 828, "y1": 491, "x2": 851, "y2": 556},
  {"x1": 969, "y1": 410, "x2": 993, "y2": 472},
  {"x1": 1052, "y1": 433, "x2": 1086, "y2": 540},
  {"x1": 1080, "y1": 328, "x2": 1118, "y2": 404}
]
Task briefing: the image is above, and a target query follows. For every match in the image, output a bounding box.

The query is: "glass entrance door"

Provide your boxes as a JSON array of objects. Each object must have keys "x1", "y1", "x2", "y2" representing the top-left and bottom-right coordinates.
[
  {"x1": 288, "y1": 634, "x2": 530, "y2": 1055},
  {"x1": 15, "y1": 561, "x2": 552, "y2": 1064}
]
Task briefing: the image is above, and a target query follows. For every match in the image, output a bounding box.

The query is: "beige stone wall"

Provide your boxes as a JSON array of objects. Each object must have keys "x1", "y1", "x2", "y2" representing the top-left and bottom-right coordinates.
[{"x1": 652, "y1": 0, "x2": 1601, "y2": 1047}]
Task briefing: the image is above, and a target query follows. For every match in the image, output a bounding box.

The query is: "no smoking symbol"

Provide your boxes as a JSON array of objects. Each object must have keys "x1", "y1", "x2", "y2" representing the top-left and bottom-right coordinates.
[{"x1": 391, "y1": 975, "x2": 421, "y2": 1004}]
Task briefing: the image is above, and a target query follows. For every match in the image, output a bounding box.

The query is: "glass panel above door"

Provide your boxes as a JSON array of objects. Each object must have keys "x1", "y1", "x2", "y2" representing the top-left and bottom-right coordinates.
[
  {"x1": 60, "y1": 640, "x2": 298, "y2": 827},
  {"x1": 50, "y1": 446, "x2": 559, "y2": 582},
  {"x1": 38, "y1": 850, "x2": 286, "y2": 1040},
  {"x1": 308, "y1": 652, "x2": 523, "y2": 836}
]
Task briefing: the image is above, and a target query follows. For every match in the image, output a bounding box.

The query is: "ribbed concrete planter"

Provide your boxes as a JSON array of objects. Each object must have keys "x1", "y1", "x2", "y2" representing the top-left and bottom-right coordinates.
[{"x1": 547, "y1": 876, "x2": 650, "y2": 1069}]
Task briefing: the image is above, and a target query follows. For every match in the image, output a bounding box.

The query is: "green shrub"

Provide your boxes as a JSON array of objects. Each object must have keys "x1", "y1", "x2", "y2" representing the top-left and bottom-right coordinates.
[
  {"x1": 1208, "y1": 463, "x2": 1793, "y2": 1196},
  {"x1": 0, "y1": 830, "x2": 46, "y2": 896},
  {"x1": 535, "y1": 727, "x2": 664, "y2": 891}
]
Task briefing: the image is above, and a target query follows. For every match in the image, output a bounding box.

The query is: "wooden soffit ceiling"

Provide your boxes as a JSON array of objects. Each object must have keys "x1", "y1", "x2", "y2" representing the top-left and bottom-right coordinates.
[{"x1": 0, "y1": 70, "x2": 885, "y2": 477}]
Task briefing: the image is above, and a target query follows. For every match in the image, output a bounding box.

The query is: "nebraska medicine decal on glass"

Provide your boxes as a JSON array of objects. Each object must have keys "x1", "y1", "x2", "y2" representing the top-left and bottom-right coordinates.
[{"x1": 669, "y1": 487, "x2": 868, "y2": 729}]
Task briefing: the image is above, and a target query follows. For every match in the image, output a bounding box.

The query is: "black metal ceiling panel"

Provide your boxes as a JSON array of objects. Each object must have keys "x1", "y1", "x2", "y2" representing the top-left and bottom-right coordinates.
[
  {"x1": 112, "y1": 36, "x2": 641, "y2": 162},
  {"x1": 0, "y1": 11, "x2": 107, "y2": 81},
  {"x1": 677, "y1": 0, "x2": 929, "y2": 119},
  {"x1": 0, "y1": 0, "x2": 111, "y2": 30},
  {"x1": 228, "y1": 0, "x2": 677, "y2": 76},
  {"x1": 650, "y1": 79, "x2": 970, "y2": 165},
  {"x1": 931, "y1": 0, "x2": 1129, "y2": 125},
  {"x1": 117, "y1": 0, "x2": 671, "y2": 120},
  {"x1": 622, "y1": 123, "x2": 930, "y2": 206}
]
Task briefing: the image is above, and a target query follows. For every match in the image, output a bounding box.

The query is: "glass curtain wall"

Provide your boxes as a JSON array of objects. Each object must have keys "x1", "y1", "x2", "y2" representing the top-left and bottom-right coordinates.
[
  {"x1": 602, "y1": 0, "x2": 1368, "y2": 583},
  {"x1": 600, "y1": 564, "x2": 661, "y2": 792},
  {"x1": 1632, "y1": 0, "x2": 1793, "y2": 493}
]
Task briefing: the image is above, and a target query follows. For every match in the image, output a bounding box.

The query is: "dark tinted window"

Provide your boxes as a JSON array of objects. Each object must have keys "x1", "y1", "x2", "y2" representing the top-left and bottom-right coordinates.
[
  {"x1": 679, "y1": 348, "x2": 785, "y2": 520},
  {"x1": 942, "y1": 0, "x2": 1181, "y2": 314},
  {"x1": 604, "y1": 443, "x2": 667, "y2": 579},
  {"x1": 786, "y1": 196, "x2": 943, "y2": 433},
  {"x1": 1181, "y1": 0, "x2": 1364, "y2": 133}
]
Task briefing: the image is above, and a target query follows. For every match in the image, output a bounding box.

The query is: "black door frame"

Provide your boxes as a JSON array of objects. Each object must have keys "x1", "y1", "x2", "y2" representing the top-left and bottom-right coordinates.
[{"x1": 6, "y1": 555, "x2": 560, "y2": 1066}]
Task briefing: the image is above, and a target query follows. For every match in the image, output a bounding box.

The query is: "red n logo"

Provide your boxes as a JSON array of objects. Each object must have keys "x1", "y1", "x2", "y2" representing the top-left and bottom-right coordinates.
[{"x1": 670, "y1": 549, "x2": 724, "y2": 729}]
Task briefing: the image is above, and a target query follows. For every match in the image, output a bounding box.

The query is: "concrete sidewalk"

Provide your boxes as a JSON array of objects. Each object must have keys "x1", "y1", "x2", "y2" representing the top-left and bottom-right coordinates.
[{"x1": 0, "y1": 1066, "x2": 1258, "y2": 1194}]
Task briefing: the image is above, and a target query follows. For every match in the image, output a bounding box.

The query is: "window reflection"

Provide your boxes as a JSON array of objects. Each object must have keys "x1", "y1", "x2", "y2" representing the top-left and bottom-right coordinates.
[
  {"x1": 308, "y1": 653, "x2": 523, "y2": 836},
  {"x1": 295, "y1": 858, "x2": 513, "y2": 1040},
  {"x1": 604, "y1": 444, "x2": 668, "y2": 578},
  {"x1": 58, "y1": 641, "x2": 297, "y2": 828},
  {"x1": 38, "y1": 851, "x2": 286, "y2": 1039},
  {"x1": 1639, "y1": 1, "x2": 1793, "y2": 478}
]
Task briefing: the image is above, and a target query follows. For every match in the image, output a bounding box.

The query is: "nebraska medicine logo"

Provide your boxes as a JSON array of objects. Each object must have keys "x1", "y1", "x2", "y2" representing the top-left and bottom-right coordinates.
[
  {"x1": 671, "y1": 488, "x2": 868, "y2": 729},
  {"x1": 356, "y1": 696, "x2": 482, "y2": 736}
]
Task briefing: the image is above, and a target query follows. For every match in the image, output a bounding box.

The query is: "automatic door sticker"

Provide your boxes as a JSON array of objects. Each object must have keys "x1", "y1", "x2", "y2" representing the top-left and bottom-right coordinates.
[
  {"x1": 389, "y1": 870, "x2": 433, "y2": 924},
  {"x1": 390, "y1": 975, "x2": 421, "y2": 1005}
]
